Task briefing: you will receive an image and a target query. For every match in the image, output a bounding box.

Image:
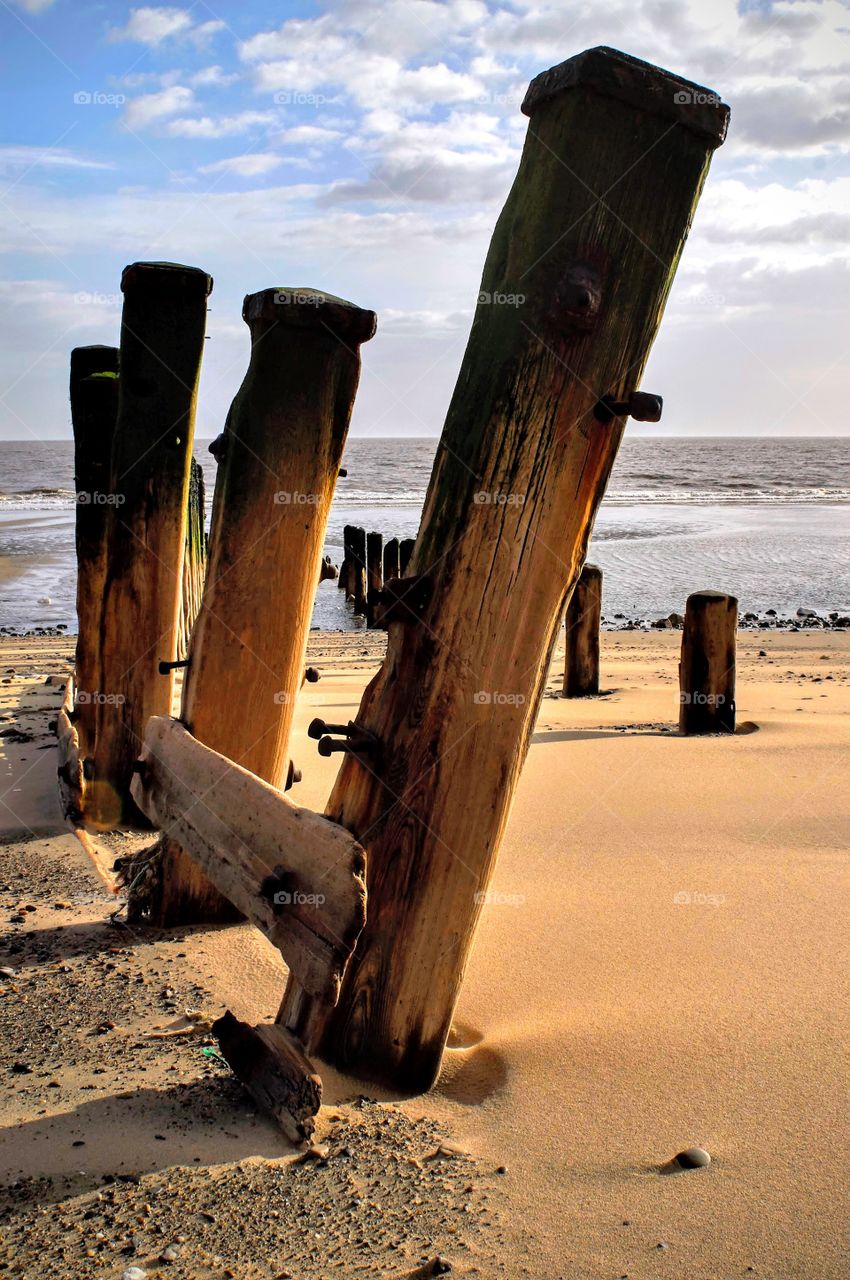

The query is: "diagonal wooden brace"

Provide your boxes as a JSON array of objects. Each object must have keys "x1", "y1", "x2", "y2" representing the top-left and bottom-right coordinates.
[{"x1": 130, "y1": 716, "x2": 367, "y2": 1005}]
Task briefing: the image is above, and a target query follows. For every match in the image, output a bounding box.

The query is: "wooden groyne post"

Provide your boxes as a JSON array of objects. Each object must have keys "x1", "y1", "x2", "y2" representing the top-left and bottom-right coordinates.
[
  {"x1": 679, "y1": 590, "x2": 737, "y2": 734},
  {"x1": 145, "y1": 288, "x2": 375, "y2": 924},
  {"x1": 340, "y1": 524, "x2": 356, "y2": 595},
  {"x1": 177, "y1": 456, "x2": 206, "y2": 660},
  {"x1": 383, "y1": 537, "x2": 400, "y2": 583},
  {"x1": 70, "y1": 344, "x2": 120, "y2": 757},
  {"x1": 280, "y1": 47, "x2": 728, "y2": 1091},
  {"x1": 350, "y1": 526, "x2": 367, "y2": 616},
  {"x1": 399, "y1": 537, "x2": 415, "y2": 576},
  {"x1": 563, "y1": 563, "x2": 602, "y2": 697},
  {"x1": 91, "y1": 261, "x2": 212, "y2": 827},
  {"x1": 366, "y1": 531, "x2": 383, "y2": 625}
]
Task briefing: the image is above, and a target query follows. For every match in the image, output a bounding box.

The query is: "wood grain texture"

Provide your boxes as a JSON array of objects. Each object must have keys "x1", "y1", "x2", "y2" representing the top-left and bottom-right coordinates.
[
  {"x1": 130, "y1": 716, "x2": 367, "y2": 1001},
  {"x1": 70, "y1": 346, "x2": 120, "y2": 762},
  {"x1": 213, "y1": 1011, "x2": 322, "y2": 1144},
  {"x1": 177, "y1": 457, "x2": 207, "y2": 661},
  {"x1": 279, "y1": 48, "x2": 728, "y2": 1091},
  {"x1": 91, "y1": 262, "x2": 212, "y2": 828}
]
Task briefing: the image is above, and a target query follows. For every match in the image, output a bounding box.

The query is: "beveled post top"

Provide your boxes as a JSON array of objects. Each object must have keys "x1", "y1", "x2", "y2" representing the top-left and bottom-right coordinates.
[
  {"x1": 243, "y1": 287, "x2": 378, "y2": 344},
  {"x1": 121, "y1": 261, "x2": 214, "y2": 296},
  {"x1": 687, "y1": 590, "x2": 739, "y2": 606},
  {"x1": 522, "y1": 46, "x2": 729, "y2": 148},
  {"x1": 70, "y1": 345, "x2": 120, "y2": 382}
]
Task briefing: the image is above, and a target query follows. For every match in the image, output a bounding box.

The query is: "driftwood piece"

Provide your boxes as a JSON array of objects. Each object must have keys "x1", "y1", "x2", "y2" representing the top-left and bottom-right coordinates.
[
  {"x1": 177, "y1": 457, "x2": 207, "y2": 660},
  {"x1": 563, "y1": 563, "x2": 602, "y2": 697},
  {"x1": 679, "y1": 590, "x2": 737, "y2": 734},
  {"x1": 213, "y1": 1011, "x2": 321, "y2": 1143},
  {"x1": 91, "y1": 262, "x2": 213, "y2": 828},
  {"x1": 56, "y1": 675, "x2": 84, "y2": 827},
  {"x1": 130, "y1": 716, "x2": 367, "y2": 1001},
  {"x1": 148, "y1": 289, "x2": 375, "y2": 924},
  {"x1": 70, "y1": 345, "x2": 120, "y2": 761},
  {"x1": 279, "y1": 46, "x2": 728, "y2": 1091}
]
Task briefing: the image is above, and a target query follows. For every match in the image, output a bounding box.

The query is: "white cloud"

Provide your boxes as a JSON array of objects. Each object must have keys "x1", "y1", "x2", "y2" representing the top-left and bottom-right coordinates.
[
  {"x1": 111, "y1": 6, "x2": 194, "y2": 45},
  {"x1": 124, "y1": 85, "x2": 195, "y2": 130},
  {"x1": 111, "y1": 7, "x2": 224, "y2": 47},
  {"x1": 276, "y1": 125, "x2": 344, "y2": 147},
  {"x1": 190, "y1": 65, "x2": 239, "y2": 88},
  {"x1": 164, "y1": 111, "x2": 275, "y2": 138},
  {"x1": 198, "y1": 153, "x2": 287, "y2": 177},
  {"x1": 0, "y1": 146, "x2": 112, "y2": 173}
]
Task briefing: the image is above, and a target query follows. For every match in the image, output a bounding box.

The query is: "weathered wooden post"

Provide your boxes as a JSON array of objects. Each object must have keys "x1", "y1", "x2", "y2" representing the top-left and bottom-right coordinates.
[
  {"x1": 177, "y1": 456, "x2": 206, "y2": 660},
  {"x1": 563, "y1": 563, "x2": 602, "y2": 697},
  {"x1": 365, "y1": 530, "x2": 383, "y2": 626},
  {"x1": 383, "y1": 537, "x2": 400, "y2": 583},
  {"x1": 90, "y1": 262, "x2": 212, "y2": 828},
  {"x1": 340, "y1": 524, "x2": 356, "y2": 595},
  {"x1": 70, "y1": 345, "x2": 120, "y2": 757},
  {"x1": 351, "y1": 526, "x2": 367, "y2": 616},
  {"x1": 280, "y1": 47, "x2": 728, "y2": 1091},
  {"x1": 399, "y1": 537, "x2": 415, "y2": 576},
  {"x1": 679, "y1": 590, "x2": 737, "y2": 734},
  {"x1": 144, "y1": 288, "x2": 376, "y2": 924}
]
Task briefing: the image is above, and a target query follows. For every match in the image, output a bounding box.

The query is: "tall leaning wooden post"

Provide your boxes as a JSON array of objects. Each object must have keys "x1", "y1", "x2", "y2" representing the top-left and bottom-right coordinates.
[
  {"x1": 70, "y1": 345, "x2": 120, "y2": 757},
  {"x1": 91, "y1": 263, "x2": 212, "y2": 827},
  {"x1": 563, "y1": 562, "x2": 602, "y2": 697},
  {"x1": 144, "y1": 289, "x2": 376, "y2": 925},
  {"x1": 280, "y1": 47, "x2": 729, "y2": 1091},
  {"x1": 679, "y1": 590, "x2": 737, "y2": 734}
]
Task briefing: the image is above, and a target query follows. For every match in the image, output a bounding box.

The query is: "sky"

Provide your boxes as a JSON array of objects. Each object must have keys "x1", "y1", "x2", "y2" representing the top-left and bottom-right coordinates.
[{"x1": 1, "y1": 0, "x2": 849, "y2": 440}]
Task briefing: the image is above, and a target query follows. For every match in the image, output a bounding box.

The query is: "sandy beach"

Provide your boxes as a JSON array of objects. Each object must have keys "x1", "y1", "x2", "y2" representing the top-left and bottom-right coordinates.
[{"x1": 1, "y1": 627, "x2": 847, "y2": 1278}]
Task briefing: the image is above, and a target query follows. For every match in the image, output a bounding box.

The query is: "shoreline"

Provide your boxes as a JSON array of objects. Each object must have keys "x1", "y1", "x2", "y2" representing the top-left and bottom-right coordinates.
[{"x1": 3, "y1": 604, "x2": 849, "y2": 641}]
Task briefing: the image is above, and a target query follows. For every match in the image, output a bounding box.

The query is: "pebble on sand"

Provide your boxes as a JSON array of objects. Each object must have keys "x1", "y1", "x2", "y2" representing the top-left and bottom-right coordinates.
[{"x1": 675, "y1": 1146, "x2": 711, "y2": 1169}]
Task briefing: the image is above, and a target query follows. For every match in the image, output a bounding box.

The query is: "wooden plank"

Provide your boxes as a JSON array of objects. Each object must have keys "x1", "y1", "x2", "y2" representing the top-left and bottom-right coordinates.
[
  {"x1": 279, "y1": 46, "x2": 729, "y2": 1091},
  {"x1": 213, "y1": 1011, "x2": 321, "y2": 1144},
  {"x1": 130, "y1": 716, "x2": 366, "y2": 1002}
]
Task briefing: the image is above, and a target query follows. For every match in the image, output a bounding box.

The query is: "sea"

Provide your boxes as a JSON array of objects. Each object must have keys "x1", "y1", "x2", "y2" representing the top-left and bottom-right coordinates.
[{"x1": 1, "y1": 437, "x2": 848, "y2": 633}]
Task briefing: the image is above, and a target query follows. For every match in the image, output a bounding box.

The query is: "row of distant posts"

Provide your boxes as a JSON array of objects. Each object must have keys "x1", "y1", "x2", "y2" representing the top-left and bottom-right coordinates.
[
  {"x1": 338, "y1": 526, "x2": 416, "y2": 625},
  {"x1": 563, "y1": 564, "x2": 738, "y2": 734}
]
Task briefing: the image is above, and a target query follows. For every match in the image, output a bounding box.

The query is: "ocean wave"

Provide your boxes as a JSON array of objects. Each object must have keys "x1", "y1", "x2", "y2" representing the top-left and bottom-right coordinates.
[{"x1": 3, "y1": 485, "x2": 850, "y2": 510}]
